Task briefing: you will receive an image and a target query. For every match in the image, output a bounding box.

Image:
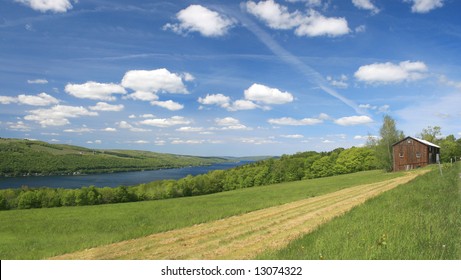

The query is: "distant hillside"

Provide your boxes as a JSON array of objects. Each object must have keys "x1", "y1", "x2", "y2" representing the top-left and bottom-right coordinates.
[
  {"x1": 222, "y1": 155, "x2": 277, "y2": 162},
  {"x1": 0, "y1": 138, "x2": 228, "y2": 177}
]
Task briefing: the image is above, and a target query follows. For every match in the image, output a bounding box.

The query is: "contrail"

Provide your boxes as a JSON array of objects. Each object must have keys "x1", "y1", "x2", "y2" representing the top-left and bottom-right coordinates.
[{"x1": 225, "y1": 5, "x2": 366, "y2": 115}]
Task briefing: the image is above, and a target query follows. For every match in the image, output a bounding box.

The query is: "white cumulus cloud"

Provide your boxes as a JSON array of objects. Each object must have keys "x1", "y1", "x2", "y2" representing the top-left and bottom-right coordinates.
[
  {"x1": 198, "y1": 93, "x2": 231, "y2": 108},
  {"x1": 0, "y1": 96, "x2": 18, "y2": 104},
  {"x1": 404, "y1": 0, "x2": 444, "y2": 13},
  {"x1": 89, "y1": 102, "x2": 124, "y2": 112},
  {"x1": 354, "y1": 61, "x2": 428, "y2": 84},
  {"x1": 17, "y1": 93, "x2": 59, "y2": 106},
  {"x1": 121, "y1": 69, "x2": 189, "y2": 97},
  {"x1": 15, "y1": 0, "x2": 73, "y2": 13},
  {"x1": 24, "y1": 105, "x2": 98, "y2": 127},
  {"x1": 214, "y1": 117, "x2": 249, "y2": 130},
  {"x1": 334, "y1": 115, "x2": 373, "y2": 126},
  {"x1": 352, "y1": 0, "x2": 380, "y2": 14},
  {"x1": 163, "y1": 5, "x2": 236, "y2": 37},
  {"x1": 228, "y1": 99, "x2": 260, "y2": 111},
  {"x1": 0, "y1": 93, "x2": 59, "y2": 106},
  {"x1": 150, "y1": 100, "x2": 184, "y2": 111},
  {"x1": 268, "y1": 117, "x2": 323, "y2": 126},
  {"x1": 140, "y1": 116, "x2": 191, "y2": 127},
  {"x1": 65, "y1": 81, "x2": 126, "y2": 101},
  {"x1": 27, "y1": 79, "x2": 48, "y2": 84},
  {"x1": 244, "y1": 83, "x2": 293, "y2": 104},
  {"x1": 245, "y1": 0, "x2": 350, "y2": 37},
  {"x1": 294, "y1": 10, "x2": 350, "y2": 37}
]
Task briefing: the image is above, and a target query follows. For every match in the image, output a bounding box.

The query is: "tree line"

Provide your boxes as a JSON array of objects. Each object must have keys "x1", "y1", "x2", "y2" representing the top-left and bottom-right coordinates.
[{"x1": 0, "y1": 145, "x2": 379, "y2": 210}]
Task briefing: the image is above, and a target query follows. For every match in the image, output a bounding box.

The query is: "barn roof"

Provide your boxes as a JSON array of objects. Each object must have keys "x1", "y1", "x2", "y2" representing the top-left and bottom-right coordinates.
[{"x1": 393, "y1": 136, "x2": 440, "y2": 148}]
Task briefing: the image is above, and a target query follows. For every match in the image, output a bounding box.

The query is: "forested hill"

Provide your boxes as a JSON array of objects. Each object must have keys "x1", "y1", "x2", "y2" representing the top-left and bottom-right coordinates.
[{"x1": 0, "y1": 138, "x2": 228, "y2": 177}]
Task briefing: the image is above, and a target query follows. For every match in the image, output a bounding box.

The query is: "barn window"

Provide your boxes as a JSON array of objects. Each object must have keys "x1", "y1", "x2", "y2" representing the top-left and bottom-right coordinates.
[
  {"x1": 407, "y1": 139, "x2": 412, "y2": 144},
  {"x1": 399, "y1": 152, "x2": 404, "y2": 158},
  {"x1": 416, "y1": 152, "x2": 421, "y2": 158}
]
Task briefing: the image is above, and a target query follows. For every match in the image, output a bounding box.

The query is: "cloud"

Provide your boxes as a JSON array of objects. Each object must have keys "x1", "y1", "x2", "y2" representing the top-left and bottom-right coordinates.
[
  {"x1": 102, "y1": 127, "x2": 117, "y2": 132},
  {"x1": 198, "y1": 93, "x2": 231, "y2": 108},
  {"x1": 65, "y1": 82, "x2": 126, "y2": 101},
  {"x1": 280, "y1": 134, "x2": 304, "y2": 139},
  {"x1": 240, "y1": 137, "x2": 279, "y2": 145},
  {"x1": 352, "y1": 0, "x2": 380, "y2": 14},
  {"x1": 89, "y1": 102, "x2": 124, "y2": 112},
  {"x1": 198, "y1": 84, "x2": 290, "y2": 111},
  {"x1": 354, "y1": 61, "x2": 428, "y2": 84},
  {"x1": 285, "y1": 0, "x2": 322, "y2": 6},
  {"x1": 228, "y1": 99, "x2": 260, "y2": 111},
  {"x1": 0, "y1": 96, "x2": 18, "y2": 104},
  {"x1": 27, "y1": 79, "x2": 48, "y2": 84},
  {"x1": 126, "y1": 91, "x2": 159, "y2": 102},
  {"x1": 7, "y1": 121, "x2": 31, "y2": 131},
  {"x1": 0, "y1": 93, "x2": 59, "y2": 106},
  {"x1": 244, "y1": 83, "x2": 294, "y2": 104},
  {"x1": 404, "y1": 0, "x2": 444, "y2": 13},
  {"x1": 24, "y1": 105, "x2": 98, "y2": 127},
  {"x1": 18, "y1": 93, "x2": 59, "y2": 106},
  {"x1": 64, "y1": 127, "x2": 95, "y2": 133},
  {"x1": 163, "y1": 5, "x2": 236, "y2": 37},
  {"x1": 182, "y1": 72, "x2": 195, "y2": 82},
  {"x1": 118, "y1": 121, "x2": 151, "y2": 132},
  {"x1": 334, "y1": 115, "x2": 373, "y2": 126},
  {"x1": 294, "y1": 10, "x2": 350, "y2": 37},
  {"x1": 140, "y1": 116, "x2": 191, "y2": 127},
  {"x1": 268, "y1": 117, "x2": 323, "y2": 126},
  {"x1": 176, "y1": 126, "x2": 204, "y2": 132},
  {"x1": 245, "y1": 0, "x2": 350, "y2": 37},
  {"x1": 246, "y1": 0, "x2": 299, "y2": 30},
  {"x1": 326, "y1": 74, "x2": 348, "y2": 89},
  {"x1": 15, "y1": 0, "x2": 73, "y2": 13},
  {"x1": 359, "y1": 103, "x2": 390, "y2": 113},
  {"x1": 215, "y1": 117, "x2": 241, "y2": 126},
  {"x1": 150, "y1": 100, "x2": 184, "y2": 111},
  {"x1": 121, "y1": 69, "x2": 189, "y2": 96},
  {"x1": 171, "y1": 139, "x2": 205, "y2": 145},
  {"x1": 129, "y1": 140, "x2": 149, "y2": 144},
  {"x1": 439, "y1": 75, "x2": 461, "y2": 90},
  {"x1": 214, "y1": 117, "x2": 249, "y2": 130}
]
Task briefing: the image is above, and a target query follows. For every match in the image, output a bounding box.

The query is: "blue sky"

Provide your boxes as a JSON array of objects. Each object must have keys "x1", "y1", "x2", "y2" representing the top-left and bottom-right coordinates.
[{"x1": 1, "y1": 0, "x2": 460, "y2": 156}]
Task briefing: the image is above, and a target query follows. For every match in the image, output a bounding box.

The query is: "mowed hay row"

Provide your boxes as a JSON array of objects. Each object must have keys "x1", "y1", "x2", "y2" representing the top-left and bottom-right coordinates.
[{"x1": 52, "y1": 170, "x2": 427, "y2": 260}]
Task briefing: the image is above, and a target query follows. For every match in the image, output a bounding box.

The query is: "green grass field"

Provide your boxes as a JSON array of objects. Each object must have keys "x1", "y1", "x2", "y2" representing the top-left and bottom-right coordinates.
[
  {"x1": 0, "y1": 170, "x2": 402, "y2": 259},
  {"x1": 258, "y1": 164, "x2": 461, "y2": 260}
]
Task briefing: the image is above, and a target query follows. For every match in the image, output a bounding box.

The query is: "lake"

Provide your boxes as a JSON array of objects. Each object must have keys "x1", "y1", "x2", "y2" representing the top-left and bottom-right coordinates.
[{"x1": 0, "y1": 161, "x2": 250, "y2": 190}]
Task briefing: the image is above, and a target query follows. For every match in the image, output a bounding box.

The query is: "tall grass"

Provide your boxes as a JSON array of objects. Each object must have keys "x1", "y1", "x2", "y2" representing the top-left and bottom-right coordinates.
[
  {"x1": 0, "y1": 170, "x2": 401, "y2": 259},
  {"x1": 259, "y1": 164, "x2": 461, "y2": 259}
]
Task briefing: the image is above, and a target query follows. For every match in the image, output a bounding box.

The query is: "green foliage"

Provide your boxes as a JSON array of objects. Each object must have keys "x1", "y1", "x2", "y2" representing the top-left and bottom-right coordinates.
[
  {"x1": 259, "y1": 164, "x2": 461, "y2": 260},
  {"x1": 418, "y1": 126, "x2": 442, "y2": 144},
  {"x1": 0, "y1": 138, "x2": 227, "y2": 177},
  {"x1": 415, "y1": 127, "x2": 461, "y2": 163},
  {"x1": 370, "y1": 115, "x2": 404, "y2": 171},
  {"x1": 0, "y1": 146, "x2": 380, "y2": 211}
]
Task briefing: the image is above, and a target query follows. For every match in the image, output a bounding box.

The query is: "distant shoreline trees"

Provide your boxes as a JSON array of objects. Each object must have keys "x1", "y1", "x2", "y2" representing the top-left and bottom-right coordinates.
[{"x1": 0, "y1": 145, "x2": 380, "y2": 210}]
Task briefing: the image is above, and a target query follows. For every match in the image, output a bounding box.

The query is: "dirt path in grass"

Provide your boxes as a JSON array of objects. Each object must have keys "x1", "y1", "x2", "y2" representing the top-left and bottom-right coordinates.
[{"x1": 52, "y1": 170, "x2": 428, "y2": 260}]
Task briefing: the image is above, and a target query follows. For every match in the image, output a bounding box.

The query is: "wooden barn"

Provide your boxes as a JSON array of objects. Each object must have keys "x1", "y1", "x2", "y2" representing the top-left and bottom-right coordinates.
[{"x1": 392, "y1": 136, "x2": 440, "y2": 171}]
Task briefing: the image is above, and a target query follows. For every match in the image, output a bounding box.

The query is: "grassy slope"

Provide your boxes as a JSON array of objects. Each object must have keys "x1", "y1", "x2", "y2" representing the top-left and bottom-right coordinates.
[
  {"x1": 0, "y1": 138, "x2": 226, "y2": 176},
  {"x1": 259, "y1": 164, "x2": 461, "y2": 260},
  {"x1": 0, "y1": 170, "x2": 402, "y2": 259}
]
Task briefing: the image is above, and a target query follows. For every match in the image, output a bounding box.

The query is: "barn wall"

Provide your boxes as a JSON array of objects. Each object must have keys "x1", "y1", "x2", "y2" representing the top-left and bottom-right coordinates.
[{"x1": 393, "y1": 138, "x2": 430, "y2": 171}]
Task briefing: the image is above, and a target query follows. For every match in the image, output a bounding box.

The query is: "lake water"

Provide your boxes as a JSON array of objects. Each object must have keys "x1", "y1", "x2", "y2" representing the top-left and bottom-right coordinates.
[{"x1": 0, "y1": 161, "x2": 250, "y2": 190}]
